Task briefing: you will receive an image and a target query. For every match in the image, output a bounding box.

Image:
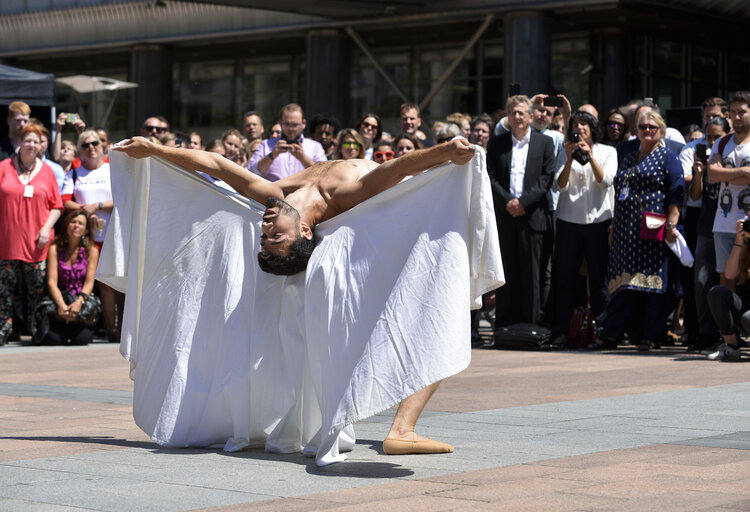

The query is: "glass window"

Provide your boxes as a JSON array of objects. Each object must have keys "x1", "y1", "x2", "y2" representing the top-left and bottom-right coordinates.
[
  {"x1": 551, "y1": 37, "x2": 590, "y2": 110},
  {"x1": 173, "y1": 60, "x2": 235, "y2": 140}
]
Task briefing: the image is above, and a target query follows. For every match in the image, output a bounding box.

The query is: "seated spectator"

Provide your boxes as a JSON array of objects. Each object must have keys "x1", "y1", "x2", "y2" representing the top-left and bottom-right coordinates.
[
  {"x1": 335, "y1": 128, "x2": 366, "y2": 160},
  {"x1": 446, "y1": 112, "x2": 471, "y2": 139},
  {"x1": 552, "y1": 110, "x2": 617, "y2": 344},
  {"x1": 469, "y1": 114, "x2": 493, "y2": 149},
  {"x1": 357, "y1": 113, "x2": 382, "y2": 159},
  {"x1": 37, "y1": 211, "x2": 100, "y2": 345},
  {"x1": 393, "y1": 133, "x2": 422, "y2": 157},
  {"x1": 372, "y1": 140, "x2": 394, "y2": 164},
  {"x1": 601, "y1": 108, "x2": 628, "y2": 147},
  {"x1": 436, "y1": 123, "x2": 461, "y2": 144},
  {"x1": 706, "y1": 219, "x2": 750, "y2": 361},
  {"x1": 683, "y1": 123, "x2": 704, "y2": 143},
  {"x1": 205, "y1": 139, "x2": 225, "y2": 155}
]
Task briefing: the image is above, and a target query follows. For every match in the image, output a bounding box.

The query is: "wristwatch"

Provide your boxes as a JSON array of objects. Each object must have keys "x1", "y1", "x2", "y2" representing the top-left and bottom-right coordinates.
[
  {"x1": 665, "y1": 221, "x2": 675, "y2": 230},
  {"x1": 98, "y1": 202, "x2": 103, "y2": 210}
]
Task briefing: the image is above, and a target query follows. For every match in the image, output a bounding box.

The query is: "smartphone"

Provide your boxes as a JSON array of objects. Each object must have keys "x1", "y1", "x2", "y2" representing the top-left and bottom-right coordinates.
[
  {"x1": 509, "y1": 83, "x2": 520, "y2": 96},
  {"x1": 64, "y1": 113, "x2": 79, "y2": 123},
  {"x1": 643, "y1": 97, "x2": 654, "y2": 106},
  {"x1": 696, "y1": 143, "x2": 708, "y2": 163},
  {"x1": 543, "y1": 96, "x2": 563, "y2": 107}
]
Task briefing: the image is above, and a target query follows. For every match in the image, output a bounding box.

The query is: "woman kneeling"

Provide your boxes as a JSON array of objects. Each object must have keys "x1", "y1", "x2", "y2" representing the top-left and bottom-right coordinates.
[{"x1": 43, "y1": 211, "x2": 100, "y2": 345}]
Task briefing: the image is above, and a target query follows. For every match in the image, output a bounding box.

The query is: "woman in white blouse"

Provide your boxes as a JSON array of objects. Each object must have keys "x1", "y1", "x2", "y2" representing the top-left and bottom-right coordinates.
[{"x1": 552, "y1": 110, "x2": 617, "y2": 341}]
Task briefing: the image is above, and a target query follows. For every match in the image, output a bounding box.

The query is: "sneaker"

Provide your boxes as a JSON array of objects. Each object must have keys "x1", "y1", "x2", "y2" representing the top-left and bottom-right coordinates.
[{"x1": 706, "y1": 343, "x2": 740, "y2": 362}]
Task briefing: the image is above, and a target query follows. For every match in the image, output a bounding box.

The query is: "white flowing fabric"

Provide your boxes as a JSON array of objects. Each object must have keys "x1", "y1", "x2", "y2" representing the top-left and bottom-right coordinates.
[{"x1": 99, "y1": 148, "x2": 503, "y2": 465}]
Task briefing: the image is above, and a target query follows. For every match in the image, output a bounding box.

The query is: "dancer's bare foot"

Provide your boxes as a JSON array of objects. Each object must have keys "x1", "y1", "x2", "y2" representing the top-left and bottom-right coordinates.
[{"x1": 382, "y1": 431, "x2": 453, "y2": 455}]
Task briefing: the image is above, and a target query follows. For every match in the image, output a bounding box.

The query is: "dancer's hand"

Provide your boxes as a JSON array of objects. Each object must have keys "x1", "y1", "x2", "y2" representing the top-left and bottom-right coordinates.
[
  {"x1": 113, "y1": 137, "x2": 153, "y2": 159},
  {"x1": 447, "y1": 138, "x2": 474, "y2": 165}
]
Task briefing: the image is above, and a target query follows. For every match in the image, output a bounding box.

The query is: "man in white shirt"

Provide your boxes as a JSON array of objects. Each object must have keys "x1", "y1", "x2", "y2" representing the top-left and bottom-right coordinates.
[{"x1": 486, "y1": 95, "x2": 556, "y2": 328}]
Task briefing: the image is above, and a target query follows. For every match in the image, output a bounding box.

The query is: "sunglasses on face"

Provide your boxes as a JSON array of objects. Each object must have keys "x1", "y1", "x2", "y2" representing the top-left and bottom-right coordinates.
[
  {"x1": 360, "y1": 122, "x2": 378, "y2": 130},
  {"x1": 608, "y1": 121, "x2": 625, "y2": 129},
  {"x1": 81, "y1": 141, "x2": 100, "y2": 149},
  {"x1": 341, "y1": 142, "x2": 361, "y2": 149},
  {"x1": 374, "y1": 151, "x2": 394, "y2": 161},
  {"x1": 144, "y1": 125, "x2": 166, "y2": 133},
  {"x1": 638, "y1": 124, "x2": 659, "y2": 132}
]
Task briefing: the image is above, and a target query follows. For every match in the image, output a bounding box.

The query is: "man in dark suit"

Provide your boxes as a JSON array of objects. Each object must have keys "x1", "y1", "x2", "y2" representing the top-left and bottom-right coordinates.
[{"x1": 487, "y1": 95, "x2": 556, "y2": 327}]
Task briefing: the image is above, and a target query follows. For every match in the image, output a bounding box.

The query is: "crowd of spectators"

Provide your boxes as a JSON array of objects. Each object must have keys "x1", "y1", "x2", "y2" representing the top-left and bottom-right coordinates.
[{"x1": 2, "y1": 90, "x2": 750, "y2": 362}]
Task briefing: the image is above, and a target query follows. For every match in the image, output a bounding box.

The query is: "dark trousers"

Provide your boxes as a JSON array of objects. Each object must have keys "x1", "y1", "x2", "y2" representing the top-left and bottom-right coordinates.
[
  {"x1": 601, "y1": 289, "x2": 670, "y2": 342},
  {"x1": 42, "y1": 318, "x2": 93, "y2": 345},
  {"x1": 694, "y1": 234, "x2": 719, "y2": 339},
  {"x1": 495, "y1": 218, "x2": 544, "y2": 327},
  {"x1": 681, "y1": 206, "x2": 700, "y2": 340},
  {"x1": 707, "y1": 285, "x2": 750, "y2": 336},
  {"x1": 553, "y1": 218, "x2": 610, "y2": 334}
]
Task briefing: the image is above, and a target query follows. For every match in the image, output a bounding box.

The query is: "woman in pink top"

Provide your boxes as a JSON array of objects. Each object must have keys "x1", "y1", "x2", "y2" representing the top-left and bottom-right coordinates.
[
  {"x1": 42, "y1": 211, "x2": 100, "y2": 345},
  {"x1": 0, "y1": 124, "x2": 62, "y2": 345}
]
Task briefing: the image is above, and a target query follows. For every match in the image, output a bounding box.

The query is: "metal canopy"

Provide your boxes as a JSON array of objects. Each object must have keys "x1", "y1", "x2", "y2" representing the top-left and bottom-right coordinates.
[{"x1": 55, "y1": 75, "x2": 139, "y2": 94}]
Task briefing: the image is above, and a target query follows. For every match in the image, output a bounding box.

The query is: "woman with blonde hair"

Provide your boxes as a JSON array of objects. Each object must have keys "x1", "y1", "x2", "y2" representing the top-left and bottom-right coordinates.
[
  {"x1": 335, "y1": 128, "x2": 366, "y2": 160},
  {"x1": 590, "y1": 110, "x2": 684, "y2": 351}
]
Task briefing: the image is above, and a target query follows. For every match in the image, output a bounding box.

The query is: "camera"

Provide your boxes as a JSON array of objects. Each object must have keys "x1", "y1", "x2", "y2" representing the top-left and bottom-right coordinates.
[
  {"x1": 696, "y1": 143, "x2": 708, "y2": 164},
  {"x1": 509, "y1": 83, "x2": 521, "y2": 96},
  {"x1": 543, "y1": 95, "x2": 563, "y2": 107},
  {"x1": 283, "y1": 137, "x2": 300, "y2": 145},
  {"x1": 744, "y1": 219, "x2": 750, "y2": 233},
  {"x1": 569, "y1": 132, "x2": 590, "y2": 166},
  {"x1": 62, "y1": 112, "x2": 79, "y2": 123}
]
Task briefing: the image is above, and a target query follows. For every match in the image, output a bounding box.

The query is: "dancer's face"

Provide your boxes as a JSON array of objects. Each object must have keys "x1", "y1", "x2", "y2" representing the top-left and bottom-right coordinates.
[{"x1": 260, "y1": 198, "x2": 301, "y2": 257}]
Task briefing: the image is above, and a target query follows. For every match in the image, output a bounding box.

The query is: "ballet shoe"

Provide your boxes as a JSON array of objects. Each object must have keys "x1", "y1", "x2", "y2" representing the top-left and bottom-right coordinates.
[{"x1": 382, "y1": 432, "x2": 454, "y2": 455}]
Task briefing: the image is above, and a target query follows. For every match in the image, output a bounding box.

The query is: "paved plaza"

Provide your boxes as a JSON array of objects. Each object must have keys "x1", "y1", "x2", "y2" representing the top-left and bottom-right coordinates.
[{"x1": 2, "y1": 340, "x2": 750, "y2": 511}]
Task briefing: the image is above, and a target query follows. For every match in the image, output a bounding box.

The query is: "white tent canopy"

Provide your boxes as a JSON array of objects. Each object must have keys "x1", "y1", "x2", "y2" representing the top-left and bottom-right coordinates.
[{"x1": 56, "y1": 74, "x2": 138, "y2": 127}]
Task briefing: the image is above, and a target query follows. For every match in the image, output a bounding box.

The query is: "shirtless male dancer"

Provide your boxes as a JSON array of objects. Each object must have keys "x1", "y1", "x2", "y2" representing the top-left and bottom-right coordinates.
[{"x1": 115, "y1": 135, "x2": 475, "y2": 455}]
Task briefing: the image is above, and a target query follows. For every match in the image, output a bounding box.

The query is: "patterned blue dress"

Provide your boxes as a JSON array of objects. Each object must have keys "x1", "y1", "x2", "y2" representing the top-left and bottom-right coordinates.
[{"x1": 607, "y1": 145, "x2": 684, "y2": 297}]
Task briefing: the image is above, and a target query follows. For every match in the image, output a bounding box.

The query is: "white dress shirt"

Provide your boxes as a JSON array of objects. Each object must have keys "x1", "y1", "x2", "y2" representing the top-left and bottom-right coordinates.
[
  {"x1": 678, "y1": 136, "x2": 707, "y2": 208},
  {"x1": 510, "y1": 128, "x2": 530, "y2": 199}
]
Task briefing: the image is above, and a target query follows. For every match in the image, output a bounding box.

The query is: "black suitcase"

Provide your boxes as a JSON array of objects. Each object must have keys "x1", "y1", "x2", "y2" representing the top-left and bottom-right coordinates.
[{"x1": 493, "y1": 323, "x2": 556, "y2": 350}]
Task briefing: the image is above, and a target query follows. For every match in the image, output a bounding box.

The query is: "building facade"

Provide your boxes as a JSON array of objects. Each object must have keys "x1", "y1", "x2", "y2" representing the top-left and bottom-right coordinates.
[{"x1": 1, "y1": 0, "x2": 748, "y2": 141}]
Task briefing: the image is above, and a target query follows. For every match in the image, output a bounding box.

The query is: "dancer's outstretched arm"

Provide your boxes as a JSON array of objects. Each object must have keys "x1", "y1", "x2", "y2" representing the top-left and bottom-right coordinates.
[
  {"x1": 331, "y1": 138, "x2": 475, "y2": 212},
  {"x1": 114, "y1": 137, "x2": 284, "y2": 204}
]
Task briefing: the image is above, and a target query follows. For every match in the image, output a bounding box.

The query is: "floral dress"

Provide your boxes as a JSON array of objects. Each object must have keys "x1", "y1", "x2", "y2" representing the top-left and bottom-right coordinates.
[{"x1": 607, "y1": 145, "x2": 684, "y2": 296}]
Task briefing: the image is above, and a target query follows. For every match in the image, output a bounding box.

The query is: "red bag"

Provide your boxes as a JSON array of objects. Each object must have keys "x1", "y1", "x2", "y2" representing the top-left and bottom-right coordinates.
[
  {"x1": 568, "y1": 305, "x2": 596, "y2": 349},
  {"x1": 640, "y1": 211, "x2": 666, "y2": 241}
]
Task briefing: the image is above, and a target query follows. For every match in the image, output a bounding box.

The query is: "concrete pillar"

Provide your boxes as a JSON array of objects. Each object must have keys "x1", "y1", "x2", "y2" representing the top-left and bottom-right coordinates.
[
  {"x1": 504, "y1": 11, "x2": 552, "y2": 98},
  {"x1": 305, "y1": 29, "x2": 349, "y2": 126},
  {"x1": 590, "y1": 29, "x2": 629, "y2": 114},
  {"x1": 130, "y1": 45, "x2": 173, "y2": 132}
]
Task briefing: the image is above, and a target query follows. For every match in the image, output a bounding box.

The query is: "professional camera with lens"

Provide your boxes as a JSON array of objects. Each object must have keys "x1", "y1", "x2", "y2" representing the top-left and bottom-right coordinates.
[
  {"x1": 569, "y1": 131, "x2": 590, "y2": 166},
  {"x1": 283, "y1": 137, "x2": 301, "y2": 145},
  {"x1": 743, "y1": 218, "x2": 750, "y2": 233}
]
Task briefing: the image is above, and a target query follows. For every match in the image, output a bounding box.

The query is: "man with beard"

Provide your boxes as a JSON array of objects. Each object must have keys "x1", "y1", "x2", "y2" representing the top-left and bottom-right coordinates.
[
  {"x1": 0, "y1": 101, "x2": 30, "y2": 160},
  {"x1": 115, "y1": 134, "x2": 476, "y2": 455}
]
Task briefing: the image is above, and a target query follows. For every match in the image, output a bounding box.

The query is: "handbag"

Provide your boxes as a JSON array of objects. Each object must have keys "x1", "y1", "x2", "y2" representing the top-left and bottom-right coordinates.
[
  {"x1": 640, "y1": 211, "x2": 666, "y2": 241},
  {"x1": 31, "y1": 291, "x2": 102, "y2": 344}
]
